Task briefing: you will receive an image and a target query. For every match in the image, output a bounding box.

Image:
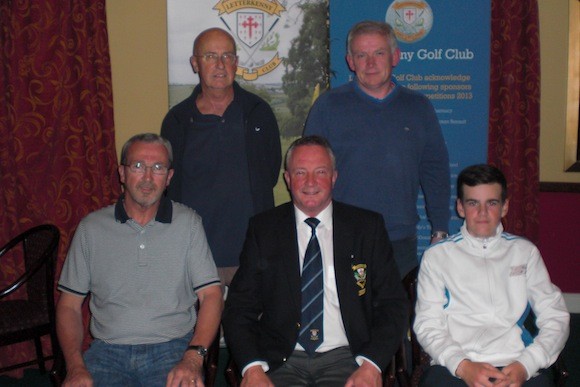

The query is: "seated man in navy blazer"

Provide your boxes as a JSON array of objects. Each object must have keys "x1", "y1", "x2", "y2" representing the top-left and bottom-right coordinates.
[{"x1": 223, "y1": 135, "x2": 408, "y2": 386}]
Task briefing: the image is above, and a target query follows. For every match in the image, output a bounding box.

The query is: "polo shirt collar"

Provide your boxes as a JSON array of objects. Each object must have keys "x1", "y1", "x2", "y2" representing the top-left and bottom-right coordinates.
[{"x1": 114, "y1": 194, "x2": 173, "y2": 224}]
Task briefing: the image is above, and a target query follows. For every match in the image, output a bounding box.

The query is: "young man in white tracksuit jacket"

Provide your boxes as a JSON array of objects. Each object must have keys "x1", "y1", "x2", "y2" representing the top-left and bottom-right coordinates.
[{"x1": 414, "y1": 164, "x2": 569, "y2": 387}]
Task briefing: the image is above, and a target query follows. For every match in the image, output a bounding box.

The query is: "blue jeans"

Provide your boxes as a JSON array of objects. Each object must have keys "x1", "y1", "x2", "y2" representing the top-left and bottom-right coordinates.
[{"x1": 84, "y1": 333, "x2": 192, "y2": 387}]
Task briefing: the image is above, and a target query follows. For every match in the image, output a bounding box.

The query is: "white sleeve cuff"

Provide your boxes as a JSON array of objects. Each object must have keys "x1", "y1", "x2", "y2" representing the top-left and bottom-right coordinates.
[
  {"x1": 355, "y1": 356, "x2": 381, "y2": 373},
  {"x1": 241, "y1": 361, "x2": 269, "y2": 377}
]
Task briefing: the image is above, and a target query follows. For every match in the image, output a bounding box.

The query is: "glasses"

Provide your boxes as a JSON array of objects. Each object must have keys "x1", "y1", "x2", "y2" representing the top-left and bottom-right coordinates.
[
  {"x1": 196, "y1": 52, "x2": 237, "y2": 65},
  {"x1": 124, "y1": 161, "x2": 169, "y2": 175}
]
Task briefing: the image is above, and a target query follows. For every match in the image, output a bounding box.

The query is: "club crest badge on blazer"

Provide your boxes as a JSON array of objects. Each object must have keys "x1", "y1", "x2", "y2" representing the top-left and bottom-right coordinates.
[{"x1": 352, "y1": 263, "x2": 367, "y2": 296}]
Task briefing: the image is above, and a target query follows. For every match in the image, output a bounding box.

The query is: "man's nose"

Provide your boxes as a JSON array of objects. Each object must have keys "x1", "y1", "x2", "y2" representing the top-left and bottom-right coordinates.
[
  {"x1": 143, "y1": 167, "x2": 155, "y2": 179},
  {"x1": 216, "y1": 56, "x2": 226, "y2": 67}
]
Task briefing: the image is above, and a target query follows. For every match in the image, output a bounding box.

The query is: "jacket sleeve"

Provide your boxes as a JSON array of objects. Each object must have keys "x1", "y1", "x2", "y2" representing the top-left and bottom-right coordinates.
[
  {"x1": 222, "y1": 218, "x2": 271, "y2": 369},
  {"x1": 516, "y1": 247, "x2": 570, "y2": 378},
  {"x1": 414, "y1": 250, "x2": 469, "y2": 376},
  {"x1": 160, "y1": 109, "x2": 185, "y2": 202},
  {"x1": 255, "y1": 101, "x2": 281, "y2": 188},
  {"x1": 359, "y1": 213, "x2": 409, "y2": 371}
]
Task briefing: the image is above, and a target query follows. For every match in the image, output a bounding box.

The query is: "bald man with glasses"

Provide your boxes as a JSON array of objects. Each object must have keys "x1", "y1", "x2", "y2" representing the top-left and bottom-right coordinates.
[{"x1": 161, "y1": 27, "x2": 281, "y2": 289}]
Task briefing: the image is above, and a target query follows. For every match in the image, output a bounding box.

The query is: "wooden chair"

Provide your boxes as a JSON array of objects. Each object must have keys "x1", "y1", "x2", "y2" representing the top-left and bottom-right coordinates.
[
  {"x1": 224, "y1": 353, "x2": 241, "y2": 387},
  {"x1": 522, "y1": 310, "x2": 569, "y2": 386},
  {"x1": 204, "y1": 329, "x2": 221, "y2": 387},
  {"x1": 552, "y1": 356, "x2": 569, "y2": 386},
  {"x1": 383, "y1": 267, "x2": 418, "y2": 387},
  {"x1": 0, "y1": 224, "x2": 60, "y2": 374}
]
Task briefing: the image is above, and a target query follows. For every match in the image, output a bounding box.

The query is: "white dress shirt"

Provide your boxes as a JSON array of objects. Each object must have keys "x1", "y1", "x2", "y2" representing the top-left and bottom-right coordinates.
[{"x1": 294, "y1": 203, "x2": 350, "y2": 353}]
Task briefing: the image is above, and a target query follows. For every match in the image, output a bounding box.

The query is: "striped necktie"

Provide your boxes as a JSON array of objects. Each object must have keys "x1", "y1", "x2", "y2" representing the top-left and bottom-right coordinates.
[{"x1": 298, "y1": 217, "x2": 324, "y2": 355}]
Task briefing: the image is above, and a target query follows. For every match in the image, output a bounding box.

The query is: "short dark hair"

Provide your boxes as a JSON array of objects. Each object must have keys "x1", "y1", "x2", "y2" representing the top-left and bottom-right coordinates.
[
  {"x1": 120, "y1": 133, "x2": 173, "y2": 166},
  {"x1": 284, "y1": 135, "x2": 336, "y2": 171},
  {"x1": 347, "y1": 20, "x2": 398, "y2": 55},
  {"x1": 457, "y1": 164, "x2": 508, "y2": 202}
]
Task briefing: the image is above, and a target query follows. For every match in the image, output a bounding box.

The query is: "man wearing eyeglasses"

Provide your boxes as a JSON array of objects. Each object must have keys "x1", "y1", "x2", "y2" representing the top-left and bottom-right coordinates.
[
  {"x1": 57, "y1": 133, "x2": 223, "y2": 386},
  {"x1": 160, "y1": 27, "x2": 281, "y2": 289}
]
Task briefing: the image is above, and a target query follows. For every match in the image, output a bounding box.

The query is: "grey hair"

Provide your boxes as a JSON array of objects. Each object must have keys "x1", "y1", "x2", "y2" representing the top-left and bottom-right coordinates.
[
  {"x1": 347, "y1": 20, "x2": 398, "y2": 56},
  {"x1": 284, "y1": 135, "x2": 336, "y2": 171},
  {"x1": 120, "y1": 133, "x2": 173, "y2": 166}
]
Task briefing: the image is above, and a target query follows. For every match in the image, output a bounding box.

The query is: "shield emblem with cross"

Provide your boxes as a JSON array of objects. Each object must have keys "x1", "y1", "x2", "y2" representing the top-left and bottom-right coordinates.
[
  {"x1": 237, "y1": 12, "x2": 264, "y2": 48},
  {"x1": 402, "y1": 7, "x2": 418, "y2": 25}
]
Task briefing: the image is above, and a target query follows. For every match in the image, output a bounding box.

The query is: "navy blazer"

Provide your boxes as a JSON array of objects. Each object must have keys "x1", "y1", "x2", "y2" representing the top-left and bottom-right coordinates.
[{"x1": 223, "y1": 201, "x2": 408, "y2": 373}]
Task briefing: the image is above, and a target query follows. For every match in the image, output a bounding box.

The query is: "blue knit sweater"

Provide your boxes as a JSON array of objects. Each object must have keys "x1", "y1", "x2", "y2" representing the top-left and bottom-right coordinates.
[{"x1": 304, "y1": 80, "x2": 450, "y2": 241}]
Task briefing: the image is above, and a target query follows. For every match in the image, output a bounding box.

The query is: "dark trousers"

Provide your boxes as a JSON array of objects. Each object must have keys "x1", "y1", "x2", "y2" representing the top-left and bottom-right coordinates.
[
  {"x1": 420, "y1": 365, "x2": 555, "y2": 387},
  {"x1": 392, "y1": 236, "x2": 418, "y2": 279},
  {"x1": 267, "y1": 347, "x2": 358, "y2": 387}
]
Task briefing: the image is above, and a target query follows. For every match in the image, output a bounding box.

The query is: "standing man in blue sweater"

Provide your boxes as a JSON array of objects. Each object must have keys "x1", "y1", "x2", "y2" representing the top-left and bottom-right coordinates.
[{"x1": 304, "y1": 20, "x2": 450, "y2": 277}]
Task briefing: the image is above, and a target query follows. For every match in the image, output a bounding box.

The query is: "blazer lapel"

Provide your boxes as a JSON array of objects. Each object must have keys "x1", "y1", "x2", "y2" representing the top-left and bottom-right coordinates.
[{"x1": 332, "y1": 203, "x2": 359, "y2": 311}]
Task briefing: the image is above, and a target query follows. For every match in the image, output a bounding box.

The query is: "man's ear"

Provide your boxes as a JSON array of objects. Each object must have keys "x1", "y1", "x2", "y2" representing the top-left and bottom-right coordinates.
[
  {"x1": 456, "y1": 198, "x2": 465, "y2": 218},
  {"x1": 190, "y1": 56, "x2": 199, "y2": 73},
  {"x1": 346, "y1": 53, "x2": 355, "y2": 72},
  {"x1": 165, "y1": 169, "x2": 175, "y2": 188},
  {"x1": 118, "y1": 165, "x2": 126, "y2": 185},
  {"x1": 392, "y1": 48, "x2": 401, "y2": 67},
  {"x1": 501, "y1": 198, "x2": 509, "y2": 218}
]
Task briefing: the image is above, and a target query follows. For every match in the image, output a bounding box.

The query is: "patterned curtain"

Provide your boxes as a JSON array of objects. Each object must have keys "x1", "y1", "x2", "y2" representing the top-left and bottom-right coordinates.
[
  {"x1": 489, "y1": 0, "x2": 540, "y2": 244},
  {"x1": 0, "y1": 0, "x2": 120, "y2": 374}
]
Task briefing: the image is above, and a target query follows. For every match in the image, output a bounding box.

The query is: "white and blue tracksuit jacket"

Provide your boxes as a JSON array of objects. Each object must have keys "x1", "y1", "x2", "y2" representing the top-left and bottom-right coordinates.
[{"x1": 414, "y1": 222, "x2": 569, "y2": 379}]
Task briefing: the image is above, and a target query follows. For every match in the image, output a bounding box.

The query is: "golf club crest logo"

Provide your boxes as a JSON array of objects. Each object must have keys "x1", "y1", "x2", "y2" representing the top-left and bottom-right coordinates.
[
  {"x1": 213, "y1": 0, "x2": 286, "y2": 81},
  {"x1": 352, "y1": 263, "x2": 367, "y2": 296},
  {"x1": 386, "y1": 0, "x2": 434, "y2": 43}
]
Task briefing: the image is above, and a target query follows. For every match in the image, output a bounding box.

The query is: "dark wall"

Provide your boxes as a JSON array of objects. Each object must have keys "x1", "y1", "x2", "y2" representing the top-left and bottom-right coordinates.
[{"x1": 539, "y1": 191, "x2": 580, "y2": 293}]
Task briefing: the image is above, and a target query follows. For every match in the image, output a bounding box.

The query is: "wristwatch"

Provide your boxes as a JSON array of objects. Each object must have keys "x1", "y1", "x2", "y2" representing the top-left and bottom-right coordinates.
[
  {"x1": 431, "y1": 231, "x2": 448, "y2": 239},
  {"x1": 186, "y1": 345, "x2": 208, "y2": 357}
]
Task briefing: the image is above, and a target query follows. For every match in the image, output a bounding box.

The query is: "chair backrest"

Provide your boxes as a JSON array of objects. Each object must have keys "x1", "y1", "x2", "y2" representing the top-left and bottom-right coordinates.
[{"x1": 0, "y1": 225, "x2": 60, "y2": 307}]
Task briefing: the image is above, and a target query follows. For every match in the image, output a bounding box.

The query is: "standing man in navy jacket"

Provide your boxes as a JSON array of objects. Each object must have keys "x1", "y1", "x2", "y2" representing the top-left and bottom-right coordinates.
[{"x1": 161, "y1": 27, "x2": 281, "y2": 286}]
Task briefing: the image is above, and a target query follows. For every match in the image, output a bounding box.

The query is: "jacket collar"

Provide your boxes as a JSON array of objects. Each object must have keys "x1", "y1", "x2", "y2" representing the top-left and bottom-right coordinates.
[
  {"x1": 114, "y1": 194, "x2": 173, "y2": 224},
  {"x1": 460, "y1": 221, "x2": 504, "y2": 249}
]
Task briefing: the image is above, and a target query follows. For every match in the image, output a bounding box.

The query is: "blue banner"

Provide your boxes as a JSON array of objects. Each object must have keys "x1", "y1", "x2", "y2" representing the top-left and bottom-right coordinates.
[{"x1": 329, "y1": 0, "x2": 490, "y2": 257}]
